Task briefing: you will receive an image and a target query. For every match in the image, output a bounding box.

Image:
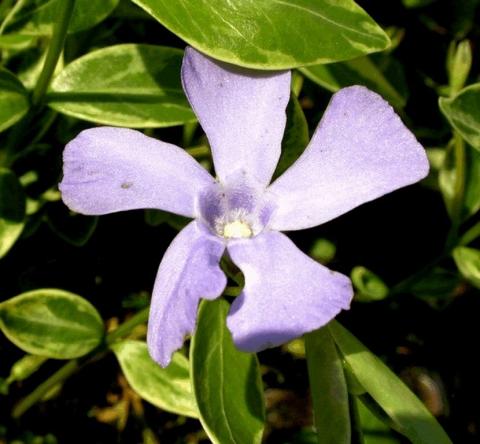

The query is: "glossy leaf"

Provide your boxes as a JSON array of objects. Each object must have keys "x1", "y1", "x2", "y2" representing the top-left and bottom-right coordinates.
[
  {"x1": 132, "y1": 0, "x2": 390, "y2": 69},
  {"x1": 7, "y1": 0, "x2": 119, "y2": 35},
  {"x1": 0, "y1": 289, "x2": 104, "y2": 359},
  {"x1": 302, "y1": 55, "x2": 407, "y2": 109},
  {"x1": 275, "y1": 93, "x2": 309, "y2": 178},
  {"x1": 329, "y1": 321, "x2": 452, "y2": 444},
  {"x1": 0, "y1": 68, "x2": 29, "y2": 133},
  {"x1": 351, "y1": 266, "x2": 389, "y2": 302},
  {"x1": 0, "y1": 169, "x2": 26, "y2": 259},
  {"x1": 358, "y1": 398, "x2": 400, "y2": 444},
  {"x1": 452, "y1": 246, "x2": 480, "y2": 288},
  {"x1": 112, "y1": 340, "x2": 198, "y2": 418},
  {"x1": 191, "y1": 299, "x2": 265, "y2": 444},
  {"x1": 439, "y1": 84, "x2": 480, "y2": 151},
  {"x1": 47, "y1": 44, "x2": 195, "y2": 127},
  {"x1": 305, "y1": 327, "x2": 350, "y2": 444}
]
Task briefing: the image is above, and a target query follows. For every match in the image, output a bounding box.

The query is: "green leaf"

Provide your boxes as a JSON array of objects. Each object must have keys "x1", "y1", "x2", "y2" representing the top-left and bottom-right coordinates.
[
  {"x1": 0, "y1": 68, "x2": 29, "y2": 133},
  {"x1": 0, "y1": 34, "x2": 36, "y2": 50},
  {"x1": 305, "y1": 327, "x2": 350, "y2": 444},
  {"x1": 439, "y1": 84, "x2": 480, "y2": 151},
  {"x1": 351, "y1": 266, "x2": 389, "y2": 302},
  {"x1": 112, "y1": 340, "x2": 198, "y2": 418},
  {"x1": 408, "y1": 267, "x2": 461, "y2": 309},
  {"x1": 47, "y1": 44, "x2": 195, "y2": 127},
  {"x1": 439, "y1": 143, "x2": 480, "y2": 220},
  {"x1": 7, "y1": 354, "x2": 47, "y2": 383},
  {"x1": 191, "y1": 299, "x2": 265, "y2": 444},
  {"x1": 329, "y1": 321, "x2": 452, "y2": 444},
  {"x1": 46, "y1": 202, "x2": 97, "y2": 247},
  {"x1": 0, "y1": 289, "x2": 104, "y2": 359},
  {"x1": 452, "y1": 246, "x2": 480, "y2": 288},
  {"x1": 301, "y1": 55, "x2": 407, "y2": 109},
  {"x1": 132, "y1": 0, "x2": 390, "y2": 69},
  {"x1": 7, "y1": 0, "x2": 119, "y2": 35},
  {"x1": 358, "y1": 398, "x2": 400, "y2": 444},
  {"x1": 0, "y1": 168, "x2": 26, "y2": 259},
  {"x1": 275, "y1": 93, "x2": 309, "y2": 178}
]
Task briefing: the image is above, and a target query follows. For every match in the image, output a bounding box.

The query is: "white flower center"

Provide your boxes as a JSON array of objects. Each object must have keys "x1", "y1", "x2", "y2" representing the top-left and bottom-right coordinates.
[
  {"x1": 214, "y1": 208, "x2": 254, "y2": 239},
  {"x1": 198, "y1": 175, "x2": 273, "y2": 241},
  {"x1": 222, "y1": 220, "x2": 253, "y2": 239}
]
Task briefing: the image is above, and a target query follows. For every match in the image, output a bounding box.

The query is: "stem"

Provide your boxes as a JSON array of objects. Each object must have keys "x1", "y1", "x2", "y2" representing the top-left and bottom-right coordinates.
[
  {"x1": 106, "y1": 307, "x2": 149, "y2": 345},
  {"x1": 449, "y1": 132, "x2": 466, "y2": 236},
  {"x1": 186, "y1": 145, "x2": 210, "y2": 158},
  {"x1": 458, "y1": 220, "x2": 480, "y2": 246},
  {"x1": 12, "y1": 359, "x2": 79, "y2": 418},
  {"x1": 0, "y1": 0, "x2": 27, "y2": 35},
  {"x1": 31, "y1": 0, "x2": 75, "y2": 107},
  {"x1": 13, "y1": 306, "x2": 150, "y2": 417},
  {"x1": 1, "y1": 0, "x2": 75, "y2": 166},
  {"x1": 223, "y1": 286, "x2": 242, "y2": 297}
]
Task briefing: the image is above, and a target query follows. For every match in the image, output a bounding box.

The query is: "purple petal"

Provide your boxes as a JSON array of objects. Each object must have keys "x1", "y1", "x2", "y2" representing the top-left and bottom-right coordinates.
[
  {"x1": 268, "y1": 86, "x2": 429, "y2": 231},
  {"x1": 226, "y1": 231, "x2": 353, "y2": 352},
  {"x1": 60, "y1": 127, "x2": 215, "y2": 217},
  {"x1": 181, "y1": 47, "x2": 291, "y2": 187},
  {"x1": 147, "y1": 221, "x2": 226, "y2": 367}
]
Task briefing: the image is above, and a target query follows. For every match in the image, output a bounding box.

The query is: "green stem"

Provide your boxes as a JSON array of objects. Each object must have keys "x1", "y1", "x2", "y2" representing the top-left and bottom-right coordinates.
[
  {"x1": 223, "y1": 286, "x2": 242, "y2": 297},
  {"x1": 0, "y1": 0, "x2": 27, "y2": 35},
  {"x1": 458, "y1": 220, "x2": 480, "y2": 246},
  {"x1": 106, "y1": 307, "x2": 149, "y2": 345},
  {"x1": 13, "y1": 306, "x2": 150, "y2": 417},
  {"x1": 31, "y1": 0, "x2": 75, "y2": 107},
  {"x1": 1, "y1": 0, "x2": 75, "y2": 166},
  {"x1": 12, "y1": 359, "x2": 79, "y2": 418},
  {"x1": 186, "y1": 145, "x2": 210, "y2": 158},
  {"x1": 449, "y1": 132, "x2": 466, "y2": 235}
]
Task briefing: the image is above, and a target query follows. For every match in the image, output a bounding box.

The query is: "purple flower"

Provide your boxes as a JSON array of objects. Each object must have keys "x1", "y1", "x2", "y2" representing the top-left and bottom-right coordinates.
[{"x1": 60, "y1": 47, "x2": 429, "y2": 367}]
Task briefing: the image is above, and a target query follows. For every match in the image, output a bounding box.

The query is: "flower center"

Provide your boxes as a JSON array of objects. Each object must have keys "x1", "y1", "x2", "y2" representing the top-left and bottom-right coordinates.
[
  {"x1": 222, "y1": 220, "x2": 253, "y2": 239},
  {"x1": 198, "y1": 176, "x2": 272, "y2": 241}
]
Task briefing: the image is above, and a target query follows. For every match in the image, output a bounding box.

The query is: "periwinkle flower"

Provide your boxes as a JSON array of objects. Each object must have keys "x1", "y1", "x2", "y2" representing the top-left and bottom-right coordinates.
[{"x1": 60, "y1": 47, "x2": 429, "y2": 367}]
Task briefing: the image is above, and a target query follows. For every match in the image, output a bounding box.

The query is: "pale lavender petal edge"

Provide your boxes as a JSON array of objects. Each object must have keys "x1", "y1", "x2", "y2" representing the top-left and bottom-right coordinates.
[
  {"x1": 226, "y1": 230, "x2": 353, "y2": 352},
  {"x1": 268, "y1": 85, "x2": 429, "y2": 231},
  {"x1": 60, "y1": 126, "x2": 215, "y2": 217},
  {"x1": 147, "y1": 220, "x2": 227, "y2": 367},
  {"x1": 181, "y1": 46, "x2": 291, "y2": 187}
]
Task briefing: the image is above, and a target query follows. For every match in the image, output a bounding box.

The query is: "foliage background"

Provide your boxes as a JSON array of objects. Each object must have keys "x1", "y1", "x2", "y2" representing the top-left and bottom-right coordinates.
[{"x1": 1, "y1": 0, "x2": 479, "y2": 443}]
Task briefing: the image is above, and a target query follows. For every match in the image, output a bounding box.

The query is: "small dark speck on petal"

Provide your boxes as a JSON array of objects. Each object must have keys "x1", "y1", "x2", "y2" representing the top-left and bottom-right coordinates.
[{"x1": 121, "y1": 182, "x2": 133, "y2": 189}]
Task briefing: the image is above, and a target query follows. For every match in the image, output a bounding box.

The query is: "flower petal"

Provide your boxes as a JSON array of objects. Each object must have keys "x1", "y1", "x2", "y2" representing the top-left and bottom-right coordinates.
[
  {"x1": 147, "y1": 221, "x2": 226, "y2": 367},
  {"x1": 268, "y1": 86, "x2": 429, "y2": 231},
  {"x1": 181, "y1": 47, "x2": 291, "y2": 187},
  {"x1": 60, "y1": 127, "x2": 215, "y2": 217},
  {"x1": 226, "y1": 231, "x2": 353, "y2": 352}
]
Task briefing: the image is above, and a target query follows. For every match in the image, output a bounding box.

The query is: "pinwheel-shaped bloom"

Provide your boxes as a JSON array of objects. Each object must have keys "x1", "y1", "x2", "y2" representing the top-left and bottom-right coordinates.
[{"x1": 60, "y1": 47, "x2": 428, "y2": 367}]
